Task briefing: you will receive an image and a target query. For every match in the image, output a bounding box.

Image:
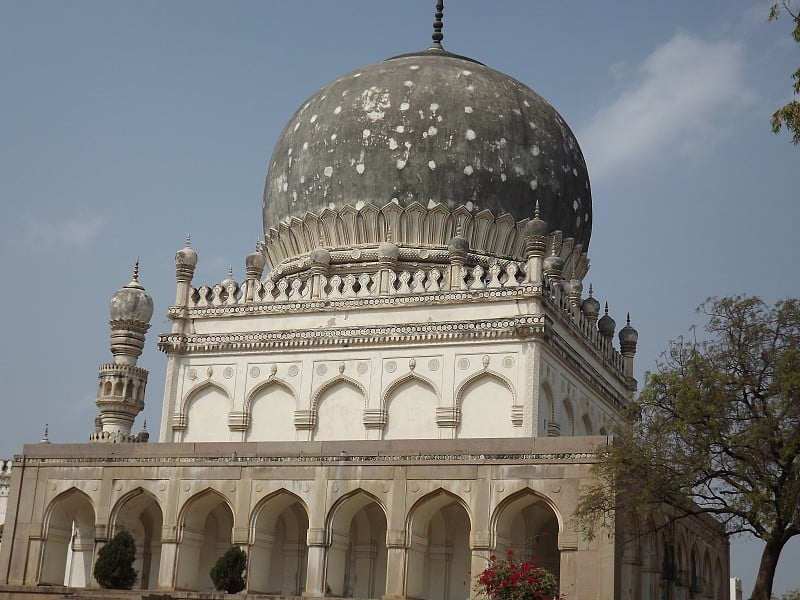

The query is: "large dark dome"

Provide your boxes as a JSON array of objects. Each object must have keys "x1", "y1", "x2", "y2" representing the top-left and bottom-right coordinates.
[{"x1": 263, "y1": 47, "x2": 592, "y2": 260}]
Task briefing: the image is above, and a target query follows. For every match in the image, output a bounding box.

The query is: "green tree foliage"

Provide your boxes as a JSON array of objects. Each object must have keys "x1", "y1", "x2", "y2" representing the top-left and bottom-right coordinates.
[
  {"x1": 770, "y1": 2, "x2": 800, "y2": 143},
  {"x1": 575, "y1": 296, "x2": 800, "y2": 600},
  {"x1": 93, "y1": 528, "x2": 137, "y2": 589},
  {"x1": 210, "y1": 545, "x2": 247, "y2": 594},
  {"x1": 779, "y1": 589, "x2": 800, "y2": 600},
  {"x1": 476, "y1": 551, "x2": 560, "y2": 600}
]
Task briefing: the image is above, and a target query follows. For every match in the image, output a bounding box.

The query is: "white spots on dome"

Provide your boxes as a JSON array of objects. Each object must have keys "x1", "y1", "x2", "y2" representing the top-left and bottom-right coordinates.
[
  {"x1": 585, "y1": 181, "x2": 589, "y2": 189},
  {"x1": 342, "y1": 89, "x2": 349, "y2": 97},
  {"x1": 437, "y1": 115, "x2": 442, "y2": 122},
  {"x1": 352, "y1": 72, "x2": 362, "y2": 78},
  {"x1": 513, "y1": 165, "x2": 525, "y2": 176},
  {"x1": 427, "y1": 125, "x2": 438, "y2": 136},
  {"x1": 287, "y1": 147, "x2": 293, "y2": 156},
  {"x1": 460, "y1": 70, "x2": 472, "y2": 76},
  {"x1": 572, "y1": 168, "x2": 578, "y2": 176},
  {"x1": 464, "y1": 106, "x2": 473, "y2": 114},
  {"x1": 361, "y1": 87, "x2": 391, "y2": 121},
  {"x1": 355, "y1": 200, "x2": 365, "y2": 210},
  {"x1": 396, "y1": 159, "x2": 407, "y2": 170},
  {"x1": 409, "y1": 65, "x2": 420, "y2": 70},
  {"x1": 299, "y1": 175, "x2": 305, "y2": 184},
  {"x1": 500, "y1": 173, "x2": 507, "y2": 182},
  {"x1": 323, "y1": 166, "x2": 333, "y2": 178},
  {"x1": 396, "y1": 125, "x2": 405, "y2": 133},
  {"x1": 573, "y1": 200, "x2": 579, "y2": 211},
  {"x1": 531, "y1": 145, "x2": 540, "y2": 156},
  {"x1": 388, "y1": 138, "x2": 398, "y2": 150},
  {"x1": 310, "y1": 114, "x2": 318, "y2": 124},
  {"x1": 330, "y1": 133, "x2": 337, "y2": 141},
  {"x1": 428, "y1": 160, "x2": 436, "y2": 170},
  {"x1": 585, "y1": 213, "x2": 589, "y2": 222},
  {"x1": 404, "y1": 80, "x2": 414, "y2": 87},
  {"x1": 465, "y1": 129, "x2": 476, "y2": 141},
  {"x1": 430, "y1": 102, "x2": 439, "y2": 112},
  {"x1": 523, "y1": 100, "x2": 531, "y2": 107},
  {"x1": 466, "y1": 84, "x2": 475, "y2": 92},
  {"x1": 294, "y1": 122, "x2": 301, "y2": 132},
  {"x1": 291, "y1": 190, "x2": 297, "y2": 203},
  {"x1": 320, "y1": 94, "x2": 327, "y2": 101},
  {"x1": 400, "y1": 102, "x2": 410, "y2": 111},
  {"x1": 512, "y1": 108, "x2": 522, "y2": 116},
  {"x1": 465, "y1": 201, "x2": 474, "y2": 211},
  {"x1": 498, "y1": 137, "x2": 507, "y2": 148},
  {"x1": 328, "y1": 203, "x2": 337, "y2": 211},
  {"x1": 362, "y1": 128, "x2": 371, "y2": 139},
  {"x1": 334, "y1": 106, "x2": 342, "y2": 115},
  {"x1": 529, "y1": 121, "x2": 537, "y2": 129},
  {"x1": 464, "y1": 165, "x2": 474, "y2": 176},
  {"x1": 529, "y1": 179, "x2": 538, "y2": 191},
  {"x1": 356, "y1": 163, "x2": 365, "y2": 175},
  {"x1": 282, "y1": 182, "x2": 288, "y2": 192},
  {"x1": 576, "y1": 216, "x2": 581, "y2": 228},
  {"x1": 391, "y1": 197, "x2": 401, "y2": 205}
]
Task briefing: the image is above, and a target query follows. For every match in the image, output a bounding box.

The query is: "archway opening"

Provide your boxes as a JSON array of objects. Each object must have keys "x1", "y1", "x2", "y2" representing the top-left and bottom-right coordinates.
[
  {"x1": 113, "y1": 489, "x2": 163, "y2": 590},
  {"x1": 249, "y1": 491, "x2": 309, "y2": 594},
  {"x1": 39, "y1": 489, "x2": 96, "y2": 587},
  {"x1": 325, "y1": 491, "x2": 387, "y2": 598},
  {"x1": 407, "y1": 490, "x2": 471, "y2": 600},
  {"x1": 175, "y1": 490, "x2": 233, "y2": 591}
]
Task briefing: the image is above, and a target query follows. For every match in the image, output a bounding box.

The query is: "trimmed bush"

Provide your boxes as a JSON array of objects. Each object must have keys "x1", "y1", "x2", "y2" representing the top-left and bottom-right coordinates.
[
  {"x1": 210, "y1": 545, "x2": 247, "y2": 593},
  {"x1": 93, "y1": 528, "x2": 137, "y2": 589}
]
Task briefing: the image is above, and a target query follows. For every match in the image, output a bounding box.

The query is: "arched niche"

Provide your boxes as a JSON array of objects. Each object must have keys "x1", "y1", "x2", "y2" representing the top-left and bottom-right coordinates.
[
  {"x1": 182, "y1": 382, "x2": 231, "y2": 442},
  {"x1": 406, "y1": 488, "x2": 472, "y2": 600},
  {"x1": 457, "y1": 372, "x2": 514, "y2": 438},
  {"x1": 383, "y1": 375, "x2": 438, "y2": 440},
  {"x1": 247, "y1": 380, "x2": 297, "y2": 442},
  {"x1": 175, "y1": 489, "x2": 234, "y2": 591},
  {"x1": 491, "y1": 489, "x2": 561, "y2": 581},
  {"x1": 39, "y1": 488, "x2": 96, "y2": 587},
  {"x1": 561, "y1": 398, "x2": 575, "y2": 436},
  {"x1": 325, "y1": 489, "x2": 387, "y2": 598},
  {"x1": 110, "y1": 489, "x2": 163, "y2": 590},
  {"x1": 313, "y1": 378, "x2": 367, "y2": 441},
  {"x1": 248, "y1": 489, "x2": 309, "y2": 595}
]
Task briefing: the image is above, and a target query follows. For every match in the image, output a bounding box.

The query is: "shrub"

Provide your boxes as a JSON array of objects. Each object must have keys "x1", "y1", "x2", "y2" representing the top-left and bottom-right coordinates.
[
  {"x1": 210, "y1": 545, "x2": 247, "y2": 593},
  {"x1": 93, "y1": 528, "x2": 137, "y2": 589},
  {"x1": 476, "y1": 551, "x2": 559, "y2": 600}
]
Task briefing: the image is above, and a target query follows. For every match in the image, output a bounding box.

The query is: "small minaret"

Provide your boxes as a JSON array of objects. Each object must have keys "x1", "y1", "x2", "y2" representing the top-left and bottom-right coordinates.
[{"x1": 91, "y1": 260, "x2": 154, "y2": 442}]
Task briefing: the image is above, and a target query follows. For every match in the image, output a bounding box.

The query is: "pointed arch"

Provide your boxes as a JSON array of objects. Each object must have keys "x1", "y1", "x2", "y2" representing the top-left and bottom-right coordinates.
[
  {"x1": 581, "y1": 412, "x2": 593, "y2": 436},
  {"x1": 39, "y1": 488, "x2": 96, "y2": 587},
  {"x1": 249, "y1": 489, "x2": 309, "y2": 594},
  {"x1": 175, "y1": 488, "x2": 234, "y2": 592},
  {"x1": 312, "y1": 376, "x2": 368, "y2": 441},
  {"x1": 181, "y1": 381, "x2": 231, "y2": 442},
  {"x1": 246, "y1": 379, "x2": 298, "y2": 442},
  {"x1": 490, "y1": 488, "x2": 561, "y2": 580},
  {"x1": 383, "y1": 372, "x2": 439, "y2": 440},
  {"x1": 110, "y1": 488, "x2": 163, "y2": 590},
  {"x1": 456, "y1": 370, "x2": 515, "y2": 438},
  {"x1": 562, "y1": 397, "x2": 575, "y2": 436},
  {"x1": 324, "y1": 489, "x2": 388, "y2": 598},
  {"x1": 406, "y1": 488, "x2": 472, "y2": 600},
  {"x1": 540, "y1": 380, "x2": 559, "y2": 436}
]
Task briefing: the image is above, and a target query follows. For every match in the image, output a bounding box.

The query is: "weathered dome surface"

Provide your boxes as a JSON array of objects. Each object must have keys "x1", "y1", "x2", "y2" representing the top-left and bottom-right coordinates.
[
  {"x1": 263, "y1": 49, "x2": 592, "y2": 250},
  {"x1": 109, "y1": 280, "x2": 154, "y2": 323}
]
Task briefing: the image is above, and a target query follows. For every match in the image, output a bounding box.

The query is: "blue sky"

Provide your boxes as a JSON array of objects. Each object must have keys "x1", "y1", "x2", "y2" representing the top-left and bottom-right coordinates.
[{"x1": 0, "y1": 1, "x2": 798, "y2": 594}]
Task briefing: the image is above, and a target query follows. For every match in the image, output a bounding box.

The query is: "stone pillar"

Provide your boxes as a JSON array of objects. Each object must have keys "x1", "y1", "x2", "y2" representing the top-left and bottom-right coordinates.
[
  {"x1": 245, "y1": 247, "x2": 266, "y2": 302},
  {"x1": 156, "y1": 541, "x2": 178, "y2": 590},
  {"x1": 470, "y1": 548, "x2": 491, "y2": 600},
  {"x1": 303, "y1": 528, "x2": 327, "y2": 598},
  {"x1": 447, "y1": 233, "x2": 469, "y2": 291},
  {"x1": 382, "y1": 538, "x2": 407, "y2": 600}
]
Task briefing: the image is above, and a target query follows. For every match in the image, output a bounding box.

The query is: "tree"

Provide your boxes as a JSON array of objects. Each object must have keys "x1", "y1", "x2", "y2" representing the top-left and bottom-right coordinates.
[
  {"x1": 93, "y1": 528, "x2": 137, "y2": 589},
  {"x1": 770, "y1": 2, "x2": 800, "y2": 144},
  {"x1": 210, "y1": 545, "x2": 247, "y2": 594},
  {"x1": 575, "y1": 296, "x2": 800, "y2": 600}
]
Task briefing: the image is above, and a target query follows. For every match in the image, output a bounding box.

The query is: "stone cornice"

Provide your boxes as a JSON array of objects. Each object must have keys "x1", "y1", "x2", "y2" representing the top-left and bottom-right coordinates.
[{"x1": 159, "y1": 314, "x2": 547, "y2": 354}]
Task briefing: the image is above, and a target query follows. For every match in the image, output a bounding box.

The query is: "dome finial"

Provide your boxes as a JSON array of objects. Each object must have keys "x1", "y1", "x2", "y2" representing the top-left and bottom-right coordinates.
[
  {"x1": 228, "y1": 266, "x2": 233, "y2": 279},
  {"x1": 588, "y1": 283, "x2": 594, "y2": 297},
  {"x1": 430, "y1": 0, "x2": 444, "y2": 49},
  {"x1": 132, "y1": 257, "x2": 140, "y2": 283},
  {"x1": 534, "y1": 199, "x2": 541, "y2": 219},
  {"x1": 386, "y1": 225, "x2": 393, "y2": 243},
  {"x1": 185, "y1": 234, "x2": 191, "y2": 248}
]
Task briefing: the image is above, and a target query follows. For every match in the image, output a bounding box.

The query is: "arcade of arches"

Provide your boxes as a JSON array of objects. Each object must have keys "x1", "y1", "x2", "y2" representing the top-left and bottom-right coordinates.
[{"x1": 0, "y1": 438, "x2": 729, "y2": 599}]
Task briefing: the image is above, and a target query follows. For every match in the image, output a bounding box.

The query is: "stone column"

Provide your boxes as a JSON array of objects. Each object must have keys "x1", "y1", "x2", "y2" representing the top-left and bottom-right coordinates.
[
  {"x1": 383, "y1": 529, "x2": 407, "y2": 600},
  {"x1": 303, "y1": 528, "x2": 327, "y2": 598}
]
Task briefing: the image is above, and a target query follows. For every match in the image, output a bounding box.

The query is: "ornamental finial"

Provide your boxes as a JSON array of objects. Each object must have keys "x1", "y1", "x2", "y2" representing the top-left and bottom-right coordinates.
[
  {"x1": 534, "y1": 199, "x2": 541, "y2": 219},
  {"x1": 185, "y1": 234, "x2": 191, "y2": 247},
  {"x1": 132, "y1": 258, "x2": 140, "y2": 283},
  {"x1": 431, "y1": 1, "x2": 444, "y2": 48}
]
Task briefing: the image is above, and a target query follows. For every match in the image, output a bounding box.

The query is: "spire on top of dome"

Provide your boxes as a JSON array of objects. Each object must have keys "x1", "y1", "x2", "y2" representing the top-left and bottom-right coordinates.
[{"x1": 429, "y1": 1, "x2": 444, "y2": 50}]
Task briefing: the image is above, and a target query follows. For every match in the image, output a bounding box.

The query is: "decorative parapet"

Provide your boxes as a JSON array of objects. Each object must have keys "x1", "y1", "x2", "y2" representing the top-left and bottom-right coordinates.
[{"x1": 88, "y1": 431, "x2": 146, "y2": 443}]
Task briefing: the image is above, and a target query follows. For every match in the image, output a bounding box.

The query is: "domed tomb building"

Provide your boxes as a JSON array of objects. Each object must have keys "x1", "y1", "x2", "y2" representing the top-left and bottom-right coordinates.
[{"x1": 0, "y1": 9, "x2": 729, "y2": 600}]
